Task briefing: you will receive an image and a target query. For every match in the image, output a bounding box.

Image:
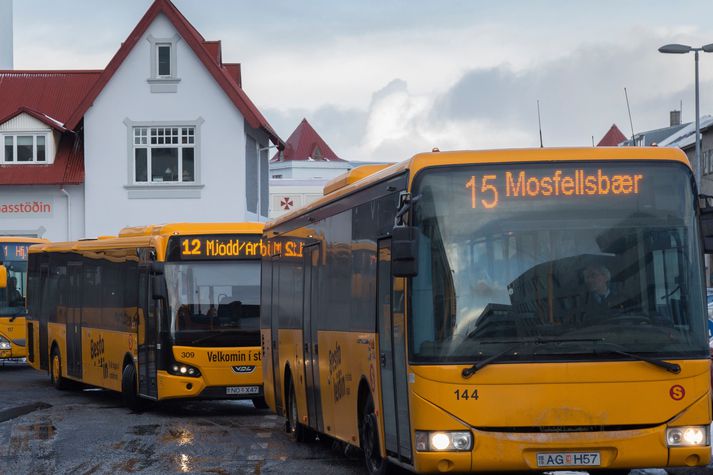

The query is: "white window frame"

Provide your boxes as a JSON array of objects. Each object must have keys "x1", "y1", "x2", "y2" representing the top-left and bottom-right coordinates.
[
  {"x1": 123, "y1": 118, "x2": 204, "y2": 199},
  {"x1": 147, "y1": 34, "x2": 181, "y2": 93},
  {"x1": 2, "y1": 132, "x2": 50, "y2": 164}
]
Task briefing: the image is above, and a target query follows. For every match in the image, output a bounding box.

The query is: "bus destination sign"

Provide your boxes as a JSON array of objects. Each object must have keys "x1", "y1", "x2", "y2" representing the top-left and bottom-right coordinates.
[
  {"x1": 465, "y1": 168, "x2": 644, "y2": 209},
  {"x1": 2, "y1": 244, "x2": 30, "y2": 262},
  {"x1": 172, "y1": 235, "x2": 304, "y2": 260}
]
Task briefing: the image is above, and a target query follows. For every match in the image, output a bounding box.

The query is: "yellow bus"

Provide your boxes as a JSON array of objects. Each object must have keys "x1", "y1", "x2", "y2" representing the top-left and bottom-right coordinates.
[
  {"x1": 26, "y1": 223, "x2": 267, "y2": 409},
  {"x1": 0, "y1": 237, "x2": 49, "y2": 360},
  {"x1": 262, "y1": 148, "x2": 711, "y2": 473}
]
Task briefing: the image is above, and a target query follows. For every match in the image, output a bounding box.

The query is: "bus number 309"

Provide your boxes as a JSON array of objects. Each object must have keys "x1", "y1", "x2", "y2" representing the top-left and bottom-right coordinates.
[{"x1": 454, "y1": 388, "x2": 479, "y2": 401}]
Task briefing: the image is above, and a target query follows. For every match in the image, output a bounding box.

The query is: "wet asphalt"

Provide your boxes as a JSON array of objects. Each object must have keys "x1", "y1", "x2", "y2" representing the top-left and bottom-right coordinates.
[
  {"x1": 2, "y1": 362, "x2": 713, "y2": 474},
  {"x1": 0, "y1": 361, "x2": 364, "y2": 474}
]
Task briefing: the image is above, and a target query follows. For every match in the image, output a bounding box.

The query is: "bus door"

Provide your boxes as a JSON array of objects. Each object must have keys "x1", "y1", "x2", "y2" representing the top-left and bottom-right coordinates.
[
  {"x1": 38, "y1": 263, "x2": 50, "y2": 370},
  {"x1": 66, "y1": 262, "x2": 83, "y2": 378},
  {"x1": 377, "y1": 238, "x2": 412, "y2": 462},
  {"x1": 269, "y1": 256, "x2": 282, "y2": 413},
  {"x1": 302, "y1": 244, "x2": 323, "y2": 432},
  {"x1": 137, "y1": 266, "x2": 158, "y2": 399}
]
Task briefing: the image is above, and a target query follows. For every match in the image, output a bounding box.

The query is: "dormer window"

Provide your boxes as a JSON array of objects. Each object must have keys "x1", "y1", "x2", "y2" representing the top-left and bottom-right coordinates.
[
  {"x1": 157, "y1": 44, "x2": 172, "y2": 77},
  {"x1": 2, "y1": 134, "x2": 48, "y2": 163},
  {"x1": 312, "y1": 145, "x2": 323, "y2": 161}
]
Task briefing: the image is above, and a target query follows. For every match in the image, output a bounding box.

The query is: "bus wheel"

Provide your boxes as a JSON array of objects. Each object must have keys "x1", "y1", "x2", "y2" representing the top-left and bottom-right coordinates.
[
  {"x1": 286, "y1": 378, "x2": 313, "y2": 442},
  {"x1": 360, "y1": 394, "x2": 389, "y2": 475},
  {"x1": 50, "y1": 348, "x2": 67, "y2": 390},
  {"x1": 251, "y1": 396, "x2": 269, "y2": 409},
  {"x1": 121, "y1": 363, "x2": 142, "y2": 411}
]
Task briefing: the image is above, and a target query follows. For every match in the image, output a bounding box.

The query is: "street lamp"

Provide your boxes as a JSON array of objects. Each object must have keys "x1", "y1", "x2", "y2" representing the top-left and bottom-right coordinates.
[{"x1": 658, "y1": 42, "x2": 713, "y2": 189}]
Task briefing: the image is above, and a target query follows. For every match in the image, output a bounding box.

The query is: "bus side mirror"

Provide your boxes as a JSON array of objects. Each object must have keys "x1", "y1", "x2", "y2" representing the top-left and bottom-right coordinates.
[
  {"x1": 0, "y1": 265, "x2": 6, "y2": 289},
  {"x1": 392, "y1": 226, "x2": 419, "y2": 277},
  {"x1": 151, "y1": 275, "x2": 167, "y2": 301},
  {"x1": 701, "y1": 197, "x2": 713, "y2": 253}
]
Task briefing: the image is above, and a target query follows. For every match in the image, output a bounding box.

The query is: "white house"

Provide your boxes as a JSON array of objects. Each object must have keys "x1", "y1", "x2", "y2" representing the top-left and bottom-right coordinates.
[{"x1": 0, "y1": 0, "x2": 281, "y2": 240}]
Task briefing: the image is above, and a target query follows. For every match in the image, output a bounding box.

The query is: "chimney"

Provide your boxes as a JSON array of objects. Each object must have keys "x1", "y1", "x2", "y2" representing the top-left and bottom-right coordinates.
[
  {"x1": 670, "y1": 109, "x2": 681, "y2": 127},
  {"x1": 0, "y1": 0, "x2": 12, "y2": 69}
]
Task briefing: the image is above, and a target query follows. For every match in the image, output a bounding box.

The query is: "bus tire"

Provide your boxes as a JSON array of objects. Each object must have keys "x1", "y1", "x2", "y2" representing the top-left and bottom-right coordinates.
[
  {"x1": 251, "y1": 396, "x2": 269, "y2": 409},
  {"x1": 121, "y1": 363, "x2": 142, "y2": 411},
  {"x1": 285, "y1": 377, "x2": 314, "y2": 442},
  {"x1": 50, "y1": 347, "x2": 67, "y2": 390},
  {"x1": 360, "y1": 394, "x2": 390, "y2": 475}
]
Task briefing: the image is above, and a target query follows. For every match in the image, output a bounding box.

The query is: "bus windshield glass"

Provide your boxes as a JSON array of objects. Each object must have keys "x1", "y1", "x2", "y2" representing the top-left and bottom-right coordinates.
[
  {"x1": 0, "y1": 242, "x2": 32, "y2": 316},
  {"x1": 410, "y1": 161, "x2": 707, "y2": 364},
  {"x1": 165, "y1": 261, "x2": 260, "y2": 346}
]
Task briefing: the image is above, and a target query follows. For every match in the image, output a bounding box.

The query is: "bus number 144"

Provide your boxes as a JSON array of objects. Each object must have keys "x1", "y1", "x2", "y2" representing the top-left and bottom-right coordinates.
[{"x1": 454, "y1": 388, "x2": 479, "y2": 401}]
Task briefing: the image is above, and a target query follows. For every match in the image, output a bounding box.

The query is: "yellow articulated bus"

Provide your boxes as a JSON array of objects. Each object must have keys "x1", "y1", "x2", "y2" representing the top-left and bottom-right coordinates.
[
  {"x1": 0, "y1": 237, "x2": 49, "y2": 360},
  {"x1": 262, "y1": 148, "x2": 712, "y2": 473},
  {"x1": 26, "y1": 223, "x2": 267, "y2": 409}
]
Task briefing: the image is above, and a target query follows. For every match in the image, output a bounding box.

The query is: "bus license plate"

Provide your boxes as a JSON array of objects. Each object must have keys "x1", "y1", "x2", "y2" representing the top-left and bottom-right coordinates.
[
  {"x1": 226, "y1": 386, "x2": 259, "y2": 395},
  {"x1": 536, "y1": 452, "x2": 600, "y2": 467}
]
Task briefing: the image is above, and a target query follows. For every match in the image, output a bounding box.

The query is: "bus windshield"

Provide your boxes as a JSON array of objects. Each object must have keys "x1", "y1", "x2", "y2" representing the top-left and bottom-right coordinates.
[
  {"x1": 0, "y1": 243, "x2": 32, "y2": 317},
  {"x1": 410, "y1": 161, "x2": 707, "y2": 364},
  {"x1": 165, "y1": 261, "x2": 260, "y2": 346}
]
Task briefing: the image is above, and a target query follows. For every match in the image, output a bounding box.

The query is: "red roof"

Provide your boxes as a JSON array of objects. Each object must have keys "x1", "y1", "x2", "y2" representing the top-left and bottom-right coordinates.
[
  {"x1": 0, "y1": 134, "x2": 84, "y2": 185},
  {"x1": 0, "y1": 71, "x2": 97, "y2": 185},
  {"x1": 597, "y1": 124, "x2": 627, "y2": 146},
  {"x1": 65, "y1": 0, "x2": 282, "y2": 146},
  {"x1": 0, "y1": 70, "x2": 100, "y2": 127},
  {"x1": 272, "y1": 118, "x2": 344, "y2": 162}
]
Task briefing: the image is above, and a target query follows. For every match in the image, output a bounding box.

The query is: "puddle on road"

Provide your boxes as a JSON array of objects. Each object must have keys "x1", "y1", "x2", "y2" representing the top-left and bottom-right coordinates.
[
  {"x1": 8, "y1": 420, "x2": 56, "y2": 453},
  {"x1": 162, "y1": 427, "x2": 195, "y2": 446},
  {"x1": 130, "y1": 424, "x2": 160, "y2": 436}
]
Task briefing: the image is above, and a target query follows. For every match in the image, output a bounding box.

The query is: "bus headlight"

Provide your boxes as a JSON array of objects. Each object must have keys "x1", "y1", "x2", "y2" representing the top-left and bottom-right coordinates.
[
  {"x1": 0, "y1": 336, "x2": 11, "y2": 350},
  {"x1": 415, "y1": 430, "x2": 473, "y2": 452},
  {"x1": 667, "y1": 426, "x2": 709, "y2": 446},
  {"x1": 169, "y1": 363, "x2": 201, "y2": 378}
]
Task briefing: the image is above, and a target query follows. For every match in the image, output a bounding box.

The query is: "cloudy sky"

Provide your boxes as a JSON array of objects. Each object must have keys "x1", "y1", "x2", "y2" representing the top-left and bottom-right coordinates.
[{"x1": 10, "y1": 0, "x2": 713, "y2": 161}]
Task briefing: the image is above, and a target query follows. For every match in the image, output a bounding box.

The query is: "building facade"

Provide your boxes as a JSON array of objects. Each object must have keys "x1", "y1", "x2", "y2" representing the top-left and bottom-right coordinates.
[{"x1": 0, "y1": 0, "x2": 280, "y2": 240}]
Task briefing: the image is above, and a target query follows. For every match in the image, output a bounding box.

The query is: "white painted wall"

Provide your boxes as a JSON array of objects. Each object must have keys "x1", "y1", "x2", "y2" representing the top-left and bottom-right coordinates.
[
  {"x1": 269, "y1": 179, "x2": 326, "y2": 219},
  {"x1": 0, "y1": 185, "x2": 84, "y2": 241},
  {"x1": 83, "y1": 13, "x2": 251, "y2": 237},
  {"x1": 269, "y1": 161, "x2": 352, "y2": 180}
]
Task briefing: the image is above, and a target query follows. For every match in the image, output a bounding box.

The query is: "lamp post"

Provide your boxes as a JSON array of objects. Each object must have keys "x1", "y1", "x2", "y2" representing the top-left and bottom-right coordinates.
[{"x1": 658, "y1": 43, "x2": 713, "y2": 189}]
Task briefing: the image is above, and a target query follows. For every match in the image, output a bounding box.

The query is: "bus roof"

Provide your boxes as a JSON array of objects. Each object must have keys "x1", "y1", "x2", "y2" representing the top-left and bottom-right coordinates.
[
  {"x1": 29, "y1": 222, "x2": 265, "y2": 260},
  {"x1": 0, "y1": 236, "x2": 49, "y2": 244},
  {"x1": 118, "y1": 222, "x2": 264, "y2": 238},
  {"x1": 266, "y1": 146, "x2": 690, "y2": 231}
]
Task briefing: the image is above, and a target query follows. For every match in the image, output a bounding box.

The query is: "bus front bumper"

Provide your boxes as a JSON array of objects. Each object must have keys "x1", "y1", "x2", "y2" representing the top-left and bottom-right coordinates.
[
  {"x1": 411, "y1": 425, "x2": 711, "y2": 472},
  {"x1": 156, "y1": 371, "x2": 262, "y2": 401}
]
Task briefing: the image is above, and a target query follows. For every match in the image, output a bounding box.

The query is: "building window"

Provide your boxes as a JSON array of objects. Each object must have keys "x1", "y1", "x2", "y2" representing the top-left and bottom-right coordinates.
[
  {"x1": 2, "y1": 134, "x2": 47, "y2": 163},
  {"x1": 157, "y1": 44, "x2": 172, "y2": 77},
  {"x1": 132, "y1": 127, "x2": 195, "y2": 183},
  {"x1": 147, "y1": 35, "x2": 180, "y2": 93}
]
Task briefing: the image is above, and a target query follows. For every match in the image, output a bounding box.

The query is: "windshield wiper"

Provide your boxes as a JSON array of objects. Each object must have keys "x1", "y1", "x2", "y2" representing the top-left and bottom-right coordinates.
[
  {"x1": 594, "y1": 341, "x2": 681, "y2": 374},
  {"x1": 461, "y1": 337, "x2": 603, "y2": 378}
]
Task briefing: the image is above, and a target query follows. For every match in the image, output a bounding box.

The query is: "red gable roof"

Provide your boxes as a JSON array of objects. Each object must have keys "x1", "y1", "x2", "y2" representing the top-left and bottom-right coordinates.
[
  {"x1": 597, "y1": 124, "x2": 627, "y2": 146},
  {"x1": 0, "y1": 70, "x2": 100, "y2": 128},
  {"x1": 65, "y1": 0, "x2": 281, "y2": 147},
  {"x1": 272, "y1": 118, "x2": 344, "y2": 162}
]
